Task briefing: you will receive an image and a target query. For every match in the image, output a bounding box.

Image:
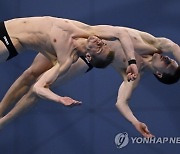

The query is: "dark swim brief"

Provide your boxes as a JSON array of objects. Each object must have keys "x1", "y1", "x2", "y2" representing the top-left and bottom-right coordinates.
[
  {"x1": 0, "y1": 21, "x2": 18, "y2": 60},
  {"x1": 80, "y1": 56, "x2": 93, "y2": 72}
]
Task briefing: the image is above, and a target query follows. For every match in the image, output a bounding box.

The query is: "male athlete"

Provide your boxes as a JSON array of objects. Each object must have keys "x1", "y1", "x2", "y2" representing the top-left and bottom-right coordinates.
[
  {"x1": 0, "y1": 19, "x2": 180, "y2": 138},
  {"x1": 0, "y1": 16, "x2": 138, "y2": 102}
]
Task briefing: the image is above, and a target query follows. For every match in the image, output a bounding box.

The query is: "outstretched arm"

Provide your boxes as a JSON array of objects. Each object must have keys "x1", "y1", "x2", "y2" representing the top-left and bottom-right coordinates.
[
  {"x1": 91, "y1": 26, "x2": 138, "y2": 81},
  {"x1": 33, "y1": 59, "x2": 81, "y2": 106},
  {"x1": 33, "y1": 61, "x2": 68, "y2": 102},
  {"x1": 0, "y1": 58, "x2": 89, "y2": 129},
  {"x1": 91, "y1": 26, "x2": 136, "y2": 60},
  {"x1": 69, "y1": 23, "x2": 137, "y2": 65},
  {"x1": 115, "y1": 71, "x2": 153, "y2": 138}
]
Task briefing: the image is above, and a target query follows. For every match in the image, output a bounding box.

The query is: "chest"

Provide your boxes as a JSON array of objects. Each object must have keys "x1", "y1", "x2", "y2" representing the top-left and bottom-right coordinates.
[{"x1": 105, "y1": 39, "x2": 127, "y2": 68}]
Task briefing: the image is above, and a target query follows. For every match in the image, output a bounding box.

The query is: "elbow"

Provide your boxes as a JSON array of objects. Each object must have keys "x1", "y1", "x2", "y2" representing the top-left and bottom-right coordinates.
[
  {"x1": 32, "y1": 82, "x2": 47, "y2": 97},
  {"x1": 115, "y1": 99, "x2": 128, "y2": 108},
  {"x1": 115, "y1": 101, "x2": 125, "y2": 113},
  {"x1": 115, "y1": 102, "x2": 120, "y2": 110},
  {"x1": 115, "y1": 102, "x2": 119, "y2": 107},
  {"x1": 115, "y1": 101, "x2": 123, "y2": 108},
  {"x1": 32, "y1": 83, "x2": 40, "y2": 96}
]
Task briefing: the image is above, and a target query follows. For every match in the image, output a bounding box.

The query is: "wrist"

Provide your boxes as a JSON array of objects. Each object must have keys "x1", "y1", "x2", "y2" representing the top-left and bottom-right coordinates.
[
  {"x1": 131, "y1": 119, "x2": 139, "y2": 126},
  {"x1": 56, "y1": 96, "x2": 63, "y2": 103},
  {"x1": 128, "y1": 59, "x2": 136, "y2": 65}
]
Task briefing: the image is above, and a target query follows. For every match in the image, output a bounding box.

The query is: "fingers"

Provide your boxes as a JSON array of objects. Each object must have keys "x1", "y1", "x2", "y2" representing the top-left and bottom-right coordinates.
[
  {"x1": 142, "y1": 125, "x2": 155, "y2": 138},
  {"x1": 126, "y1": 64, "x2": 138, "y2": 82},
  {"x1": 71, "y1": 100, "x2": 82, "y2": 106},
  {"x1": 67, "y1": 101, "x2": 82, "y2": 108},
  {"x1": 60, "y1": 96, "x2": 83, "y2": 107},
  {"x1": 64, "y1": 100, "x2": 82, "y2": 107},
  {"x1": 143, "y1": 131, "x2": 155, "y2": 138},
  {"x1": 135, "y1": 122, "x2": 154, "y2": 138},
  {"x1": 127, "y1": 73, "x2": 137, "y2": 82}
]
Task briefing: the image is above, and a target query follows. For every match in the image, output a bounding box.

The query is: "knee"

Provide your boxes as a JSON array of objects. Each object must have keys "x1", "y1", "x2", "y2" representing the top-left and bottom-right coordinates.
[{"x1": 22, "y1": 68, "x2": 41, "y2": 83}]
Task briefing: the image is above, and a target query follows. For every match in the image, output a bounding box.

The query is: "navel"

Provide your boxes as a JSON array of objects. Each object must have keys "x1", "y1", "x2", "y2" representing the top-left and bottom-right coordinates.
[{"x1": 53, "y1": 38, "x2": 57, "y2": 43}]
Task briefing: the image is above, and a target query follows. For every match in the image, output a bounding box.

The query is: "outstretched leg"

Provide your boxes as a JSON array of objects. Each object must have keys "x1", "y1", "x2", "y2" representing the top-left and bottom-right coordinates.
[
  {"x1": 0, "y1": 57, "x2": 89, "y2": 129},
  {"x1": 0, "y1": 87, "x2": 39, "y2": 129},
  {"x1": 0, "y1": 53, "x2": 53, "y2": 117}
]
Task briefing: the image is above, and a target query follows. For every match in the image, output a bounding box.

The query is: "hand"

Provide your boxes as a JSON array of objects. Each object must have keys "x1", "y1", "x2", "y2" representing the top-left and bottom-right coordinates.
[
  {"x1": 133, "y1": 121, "x2": 154, "y2": 138},
  {"x1": 59, "y1": 96, "x2": 82, "y2": 107},
  {"x1": 126, "y1": 64, "x2": 138, "y2": 82}
]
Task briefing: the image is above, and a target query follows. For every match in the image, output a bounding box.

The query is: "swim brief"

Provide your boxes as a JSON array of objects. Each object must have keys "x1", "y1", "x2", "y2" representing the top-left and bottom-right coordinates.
[
  {"x1": 0, "y1": 21, "x2": 18, "y2": 60},
  {"x1": 80, "y1": 56, "x2": 93, "y2": 72}
]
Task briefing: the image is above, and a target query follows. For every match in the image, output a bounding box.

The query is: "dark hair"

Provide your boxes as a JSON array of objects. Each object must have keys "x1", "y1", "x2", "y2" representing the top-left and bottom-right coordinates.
[
  {"x1": 91, "y1": 51, "x2": 115, "y2": 68},
  {"x1": 154, "y1": 66, "x2": 180, "y2": 84}
]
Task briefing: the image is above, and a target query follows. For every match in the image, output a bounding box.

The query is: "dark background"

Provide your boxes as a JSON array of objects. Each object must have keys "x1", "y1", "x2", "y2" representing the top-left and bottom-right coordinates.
[{"x1": 0, "y1": 0, "x2": 180, "y2": 154}]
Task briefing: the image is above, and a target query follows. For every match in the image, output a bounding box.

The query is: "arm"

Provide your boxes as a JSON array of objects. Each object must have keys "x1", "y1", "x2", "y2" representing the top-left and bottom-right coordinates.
[
  {"x1": 33, "y1": 59, "x2": 70, "y2": 103},
  {"x1": 33, "y1": 58, "x2": 82, "y2": 106},
  {"x1": 155, "y1": 37, "x2": 180, "y2": 62},
  {"x1": 115, "y1": 72, "x2": 140, "y2": 125},
  {"x1": 69, "y1": 23, "x2": 137, "y2": 63},
  {"x1": 116, "y1": 28, "x2": 138, "y2": 81},
  {"x1": 92, "y1": 26, "x2": 138, "y2": 81},
  {"x1": 115, "y1": 71, "x2": 153, "y2": 137},
  {"x1": 0, "y1": 58, "x2": 89, "y2": 129},
  {"x1": 91, "y1": 26, "x2": 136, "y2": 60},
  {"x1": 0, "y1": 53, "x2": 53, "y2": 117}
]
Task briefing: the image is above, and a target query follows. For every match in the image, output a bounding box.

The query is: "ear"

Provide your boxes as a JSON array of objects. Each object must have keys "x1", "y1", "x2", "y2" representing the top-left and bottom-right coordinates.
[
  {"x1": 85, "y1": 53, "x2": 92, "y2": 62},
  {"x1": 155, "y1": 71, "x2": 163, "y2": 78}
]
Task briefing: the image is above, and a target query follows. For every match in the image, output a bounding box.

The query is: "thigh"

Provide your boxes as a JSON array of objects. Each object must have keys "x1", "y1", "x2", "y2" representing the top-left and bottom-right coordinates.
[
  {"x1": 0, "y1": 41, "x2": 9, "y2": 62},
  {"x1": 28, "y1": 53, "x2": 54, "y2": 77}
]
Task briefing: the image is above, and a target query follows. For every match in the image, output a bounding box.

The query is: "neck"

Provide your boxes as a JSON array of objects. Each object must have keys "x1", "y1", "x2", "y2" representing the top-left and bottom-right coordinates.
[
  {"x1": 73, "y1": 38, "x2": 87, "y2": 56},
  {"x1": 141, "y1": 55, "x2": 156, "y2": 73}
]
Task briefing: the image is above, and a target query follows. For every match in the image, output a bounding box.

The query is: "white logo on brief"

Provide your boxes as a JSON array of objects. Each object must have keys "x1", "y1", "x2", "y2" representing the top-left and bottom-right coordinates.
[{"x1": 3, "y1": 36, "x2": 9, "y2": 45}]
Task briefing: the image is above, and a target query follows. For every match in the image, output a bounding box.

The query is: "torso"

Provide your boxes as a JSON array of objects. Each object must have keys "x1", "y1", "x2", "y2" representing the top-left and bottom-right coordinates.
[
  {"x1": 4, "y1": 16, "x2": 82, "y2": 62},
  {"x1": 3, "y1": 16, "x2": 160, "y2": 71},
  {"x1": 125, "y1": 27, "x2": 162, "y2": 55},
  {"x1": 5, "y1": 17, "x2": 53, "y2": 52}
]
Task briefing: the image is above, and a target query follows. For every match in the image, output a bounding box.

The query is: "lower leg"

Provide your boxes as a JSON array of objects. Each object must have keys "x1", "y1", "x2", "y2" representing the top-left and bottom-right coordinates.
[
  {"x1": 0, "y1": 89, "x2": 39, "y2": 129},
  {"x1": 0, "y1": 53, "x2": 53, "y2": 117},
  {"x1": 0, "y1": 69, "x2": 37, "y2": 117}
]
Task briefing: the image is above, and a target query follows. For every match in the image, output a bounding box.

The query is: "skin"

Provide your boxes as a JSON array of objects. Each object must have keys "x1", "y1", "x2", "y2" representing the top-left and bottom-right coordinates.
[
  {"x1": 151, "y1": 53, "x2": 178, "y2": 75},
  {"x1": 32, "y1": 23, "x2": 179, "y2": 103},
  {"x1": 0, "y1": 51, "x2": 177, "y2": 135},
  {"x1": 0, "y1": 16, "x2": 138, "y2": 103},
  {"x1": 0, "y1": 19, "x2": 180, "y2": 137},
  {"x1": 115, "y1": 53, "x2": 178, "y2": 138}
]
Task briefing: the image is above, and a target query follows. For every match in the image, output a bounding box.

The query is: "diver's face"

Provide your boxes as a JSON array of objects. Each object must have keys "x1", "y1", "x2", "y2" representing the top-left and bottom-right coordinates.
[
  {"x1": 86, "y1": 36, "x2": 110, "y2": 60},
  {"x1": 152, "y1": 53, "x2": 178, "y2": 75}
]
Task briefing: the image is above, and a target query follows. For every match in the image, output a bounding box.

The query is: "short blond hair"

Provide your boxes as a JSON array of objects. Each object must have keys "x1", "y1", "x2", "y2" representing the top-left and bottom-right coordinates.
[{"x1": 90, "y1": 51, "x2": 115, "y2": 68}]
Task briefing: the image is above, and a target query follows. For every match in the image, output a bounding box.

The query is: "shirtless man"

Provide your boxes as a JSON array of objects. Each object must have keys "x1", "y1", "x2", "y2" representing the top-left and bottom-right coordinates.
[
  {"x1": 0, "y1": 16, "x2": 138, "y2": 102},
  {"x1": 0, "y1": 22, "x2": 180, "y2": 137}
]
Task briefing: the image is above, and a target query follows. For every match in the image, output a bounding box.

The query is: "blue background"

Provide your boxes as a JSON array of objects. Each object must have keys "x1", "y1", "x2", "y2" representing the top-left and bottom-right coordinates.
[{"x1": 0, "y1": 0, "x2": 180, "y2": 154}]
